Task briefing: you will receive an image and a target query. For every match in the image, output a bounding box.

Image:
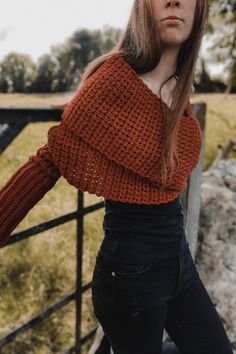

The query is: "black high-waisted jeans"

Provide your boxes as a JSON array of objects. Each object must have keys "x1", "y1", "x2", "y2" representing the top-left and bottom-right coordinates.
[{"x1": 91, "y1": 236, "x2": 233, "y2": 354}]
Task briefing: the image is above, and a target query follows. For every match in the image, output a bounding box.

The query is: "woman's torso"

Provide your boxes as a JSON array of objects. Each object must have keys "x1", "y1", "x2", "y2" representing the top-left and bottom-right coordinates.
[{"x1": 98, "y1": 196, "x2": 189, "y2": 264}]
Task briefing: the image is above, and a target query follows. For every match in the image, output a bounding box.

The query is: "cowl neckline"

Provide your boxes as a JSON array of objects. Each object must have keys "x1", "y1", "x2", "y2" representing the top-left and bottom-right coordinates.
[
  {"x1": 114, "y1": 53, "x2": 190, "y2": 119},
  {"x1": 47, "y1": 50, "x2": 201, "y2": 198}
]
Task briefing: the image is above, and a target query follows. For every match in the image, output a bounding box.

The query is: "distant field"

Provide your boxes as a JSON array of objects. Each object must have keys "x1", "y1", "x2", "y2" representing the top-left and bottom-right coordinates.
[
  {"x1": 0, "y1": 92, "x2": 74, "y2": 107},
  {"x1": 0, "y1": 92, "x2": 235, "y2": 353}
]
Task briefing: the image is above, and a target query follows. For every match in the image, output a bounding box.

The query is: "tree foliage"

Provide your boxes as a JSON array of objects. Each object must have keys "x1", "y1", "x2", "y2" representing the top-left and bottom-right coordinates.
[
  {"x1": 0, "y1": 16, "x2": 235, "y2": 93},
  {"x1": 0, "y1": 52, "x2": 36, "y2": 93},
  {"x1": 0, "y1": 26, "x2": 121, "y2": 93},
  {"x1": 207, "y1": 0, "x2": 236, "y2": 91},
  {"x1": 32, "y1": 54, "x2": 57, "y2": 93}
]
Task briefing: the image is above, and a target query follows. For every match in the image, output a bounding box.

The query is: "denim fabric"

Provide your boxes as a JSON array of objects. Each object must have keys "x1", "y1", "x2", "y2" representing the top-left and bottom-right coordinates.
[
  {"x1": 91, "y1": 245, "x2": 234, "y2": 354},
  {"x1": 101, "y1": 197, "x2": 187, "y2": 264},
  {"x1": 98, "y1": 228, "x2": 188, "y2": 264},
  {"x1": 103, "y1": 197, "x2": 184, "y2": 235}
]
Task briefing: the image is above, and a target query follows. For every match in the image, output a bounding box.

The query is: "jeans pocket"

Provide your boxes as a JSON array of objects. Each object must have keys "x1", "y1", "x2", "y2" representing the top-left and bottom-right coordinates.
[
  {"x1": 111, "y1": 262, "x2": 152, "y2": 277},
  {"x1": 95, "y1": 252, "x2": 152, "y2": 277}
]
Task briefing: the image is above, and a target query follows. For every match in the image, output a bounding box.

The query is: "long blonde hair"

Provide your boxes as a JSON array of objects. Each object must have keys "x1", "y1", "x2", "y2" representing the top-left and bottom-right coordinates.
[{"x1": 66, "y1": 0, "x2": 209, "y2": 187}]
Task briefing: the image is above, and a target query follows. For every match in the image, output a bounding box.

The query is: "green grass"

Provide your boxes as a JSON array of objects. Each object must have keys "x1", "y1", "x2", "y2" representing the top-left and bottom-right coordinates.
[
  {"x1": 190, "y1": 92, "x2": 236, "y2": 169},
  {"x1": 0, "y1": 91, "x2": 106, "y2": 353},
  {"x1": 0, "y1": 92, "x2": 235, "y2": 353}
]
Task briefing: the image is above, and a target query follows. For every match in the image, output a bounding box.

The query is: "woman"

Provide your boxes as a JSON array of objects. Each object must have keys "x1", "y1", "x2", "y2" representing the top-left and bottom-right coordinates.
[{"x1": 0, "y1": 0, "x2": 233, "y2": 353}]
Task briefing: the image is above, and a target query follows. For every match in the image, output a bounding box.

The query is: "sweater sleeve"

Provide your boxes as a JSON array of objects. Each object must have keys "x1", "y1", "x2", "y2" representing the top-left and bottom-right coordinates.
[{"x1": 0, "y1": 143, "x2": 61, "y2": 248}]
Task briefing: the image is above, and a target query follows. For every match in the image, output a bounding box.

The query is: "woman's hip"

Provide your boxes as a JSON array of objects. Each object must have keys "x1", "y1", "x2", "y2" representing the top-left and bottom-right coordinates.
[{"x1": 91, "y1": 244, "x2": 197, "y2": 319}]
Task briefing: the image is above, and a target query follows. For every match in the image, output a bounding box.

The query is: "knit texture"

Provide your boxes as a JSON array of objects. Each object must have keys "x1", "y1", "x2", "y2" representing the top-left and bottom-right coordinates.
[{"x1": 0, "y1": 53, "x2": 202, "y2": 247}]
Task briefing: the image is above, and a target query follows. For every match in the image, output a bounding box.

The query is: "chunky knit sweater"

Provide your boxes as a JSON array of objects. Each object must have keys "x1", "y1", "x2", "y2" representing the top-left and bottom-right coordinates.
[{"x1": 0, "y1": 53, "x2": 202, "y2": 247}]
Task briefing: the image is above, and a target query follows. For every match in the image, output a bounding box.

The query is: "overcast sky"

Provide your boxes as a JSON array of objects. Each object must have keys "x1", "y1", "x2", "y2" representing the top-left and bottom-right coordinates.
[{"x1": 0, "y1": 0, "x2": 223, "y2": 78}]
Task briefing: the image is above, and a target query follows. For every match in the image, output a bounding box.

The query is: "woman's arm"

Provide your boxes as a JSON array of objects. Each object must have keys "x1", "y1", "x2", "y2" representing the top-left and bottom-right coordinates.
[{"x1": 0, "y1": 143, "x2": 61, "y2": 248}]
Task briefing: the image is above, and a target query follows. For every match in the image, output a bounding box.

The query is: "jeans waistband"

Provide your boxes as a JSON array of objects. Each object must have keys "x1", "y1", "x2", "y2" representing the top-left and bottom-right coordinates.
[{"x1": 104, "y1": 196, "x2": 183, "y2": 216}]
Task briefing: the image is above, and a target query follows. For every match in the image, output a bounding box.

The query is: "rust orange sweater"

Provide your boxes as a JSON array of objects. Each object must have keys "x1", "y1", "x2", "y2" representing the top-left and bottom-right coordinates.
[{"x1": 0, "y1": 53, "x2": 202, "y2": 247}]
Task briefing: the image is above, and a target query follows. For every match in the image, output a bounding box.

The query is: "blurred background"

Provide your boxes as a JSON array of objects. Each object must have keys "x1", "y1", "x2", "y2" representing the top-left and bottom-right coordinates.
[
  {"x1": 0, "y1": 1, "x2": 235, "y2": 353},
  {"x1": 0, "y1": 0, "x2": 235, "y2": 94}
]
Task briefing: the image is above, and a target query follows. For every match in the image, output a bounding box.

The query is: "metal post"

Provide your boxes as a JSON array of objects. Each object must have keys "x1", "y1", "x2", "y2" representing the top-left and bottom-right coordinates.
[{"x1": 75, "y1": 190, "x2": 84, "y2": 354}]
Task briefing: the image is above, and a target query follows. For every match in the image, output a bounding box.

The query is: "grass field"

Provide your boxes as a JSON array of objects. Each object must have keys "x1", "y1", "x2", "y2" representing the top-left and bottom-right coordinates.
[{"x1": 0, "y1": 92, "x2": 235, "y2": 353}]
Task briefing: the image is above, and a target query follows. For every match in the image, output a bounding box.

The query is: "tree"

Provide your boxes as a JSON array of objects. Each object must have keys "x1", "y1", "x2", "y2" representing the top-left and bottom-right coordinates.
[
  {"x1": 99, "y1": 25, "x2": 122, "y2": 53},
  {"x1": 32, "y1": 54, "x2": 57, "y2": 93},
  {"x1": 0, "y1": 26, "x2": 122, "y2": 93},
  {"x1": 0, "y1": 52, "x2": 36, "y2": 92},
  {"x1": 0, "y1": 75, "x2": 9, "y2": 93},
  {"x1": 50, "y1": 42, "x2": 81, "y2": 92},
  {"x1": 207, "y1": 0, "x2": 236, "y2": 92},
  {"x1": 194, "y1": 58, "x2": 226, "y2": 92},
  {"x1": 50, "y1": 26, "x2": 121, "y2": 92}
]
